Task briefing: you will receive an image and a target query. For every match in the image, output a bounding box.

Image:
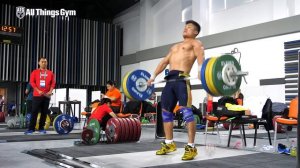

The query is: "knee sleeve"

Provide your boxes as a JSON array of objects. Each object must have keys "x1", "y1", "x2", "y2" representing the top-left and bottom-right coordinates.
[
  {"x1": 162, "y1": 110, "x2": 173, "y2": 122},
  {"x1": 182, "y1": 107, "x2": 194, "y2": 123}
]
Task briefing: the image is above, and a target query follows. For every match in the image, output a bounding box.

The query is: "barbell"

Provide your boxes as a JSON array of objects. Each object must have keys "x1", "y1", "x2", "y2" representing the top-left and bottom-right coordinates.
[{"x1": 122, "y1": 54, "x2": 248, "y2": 101}]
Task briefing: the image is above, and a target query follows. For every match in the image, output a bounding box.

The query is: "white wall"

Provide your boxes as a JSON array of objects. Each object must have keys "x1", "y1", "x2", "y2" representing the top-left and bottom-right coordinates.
[
  {"x1": 209, "y1": 0, "x2": 273, "y2": 34},
  {"x1": 51, "y1": 88, "x2": 87, "y2": 118},
  {"x1": 114, "y1": 0, "x2": 300, "y2": 54},
  {"x1": 69, "y1": 89, "x2": 86, "y2": 117},
  {"x1": 153, "y1": 1, "x2": 183, "y2": 47},
  {"x1": 50, "y1": 88, "x2": 66, "y2": 107},
  {"x1": 92, "y1": 91, "x2": 101, "y2": 101},
  {"x1": 114, "y1": 4, "x2": 140, "y2": 55}
]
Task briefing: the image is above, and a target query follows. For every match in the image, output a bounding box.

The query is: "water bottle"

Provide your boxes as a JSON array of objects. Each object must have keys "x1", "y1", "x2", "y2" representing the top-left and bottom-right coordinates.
[{"x1": 290, "y1": 140, "x2": 297, "y2": 157}]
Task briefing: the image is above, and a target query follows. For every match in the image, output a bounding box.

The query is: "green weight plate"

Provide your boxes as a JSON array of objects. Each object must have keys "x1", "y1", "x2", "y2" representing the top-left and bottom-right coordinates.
[
  {"x1": 212, "y1": 55, "x2": 241, "y2": 96},
  {"x1": 122, "y1": 71, "x2": 134, "y2": 100},
  {"x1": 87, "y1": 119, "x2": 100, "y2": 144},
  {"x1": 205, "y1": 57, "x2": 220, "y2": 96}
]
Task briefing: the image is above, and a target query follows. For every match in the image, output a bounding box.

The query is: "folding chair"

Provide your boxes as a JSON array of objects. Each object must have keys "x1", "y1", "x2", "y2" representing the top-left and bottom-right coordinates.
[
  {"x1": 274, "y1": 97, "x2": 298, "y2": 150},
  {"x1": 204, "y1": 114, "x2": 228, "y2": 145}
]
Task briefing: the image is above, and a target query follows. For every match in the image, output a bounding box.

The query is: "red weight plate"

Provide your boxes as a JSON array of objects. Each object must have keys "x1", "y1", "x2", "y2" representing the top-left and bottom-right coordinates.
[
  {"x1": 133, "y1": 118, "x2": 142, "y2": 141},
  {"x1": 120, "y1": 118, "x2": 129, "y2": 142},
  {"x1": 132, "y1": 118, "x2": 140, "y2": 141},
  {"x1": 126, "y1": 118, "x2": 135, "y2": 141},
  {"x1": 81, "y1": 128, "x2": 94, "y2": 144},
  {"x1": 124, "y1": 118, "x2": 133, "y2": 141},
  {"x1": 113, "y1": 118, "x2": 122, "y2": 143},
  {"x1": 105, "y1": 118, "x2": 122, "y2": 143},
  {"x1": 131, "y1": 118, "x2": 138, "y2": 141},
  {"x1": 105, "y1": 118, "x2": 114, "y2": 143},
  {"x1": 128, "y1": 118, "x2": 138, "y2": 142},
  {"x1": 116, "y1": 118, "x2": 125, "y2": 142}
]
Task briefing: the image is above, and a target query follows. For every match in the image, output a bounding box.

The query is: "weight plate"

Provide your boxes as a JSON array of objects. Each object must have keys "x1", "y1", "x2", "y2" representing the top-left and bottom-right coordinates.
[
  {"x1": 125, "y1": 70, "x2": 154, "y2": 101},
  {"x1": 126, "y1": 118, "x2": 135, "y2": 141},
  {"x1": 212, "y1": 54, "x2": 241, "y2": 96},
  {"x1": 133, "y1": 118, "x2": 141, "y2": 141},
  {"x1": 81, "y1": 128, "x2": 94, "y2": 144},
  {"x1": 53, "y1": 114, "x2": 74, "y2": 134},
  {"x1": 128, "y1": 118, "x2": 138, "y2": 141},
  {"x1": 200, "y1": 58, "x2": 214, "y2": 95},
  {"x1": 122, "y1": 118, "x2": 130, "y2": 142},
  {"x1": 105, "y1": 118, "x2": 122, "y2": 143},
  {"x1": 124, "y1": 118, "x2": 133, "y2": 141},
  {"x1": 87, "y1": 118, "x2": 100, "y2": 144},
  {"x1": 205, "y1": 57, "x2": 220, "y2": 96},
  {"x1": 122, "y1": 71, "x2": 134, "y2": 100},
  {"x1": 117, "y1": 118, "x2": 126, "y2": 142},
  {"x1": 222, "y1": 64, "x2": 238, "y2": 86}
]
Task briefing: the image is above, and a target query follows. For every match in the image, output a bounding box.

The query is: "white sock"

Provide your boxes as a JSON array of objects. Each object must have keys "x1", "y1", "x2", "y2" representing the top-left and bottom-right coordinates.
[
  {"x1": 188, "y1": 143, "x2": 195, "y2": 148},
  {"x1": 165, "y1": 139, "x2": 173, "y2": 144}
]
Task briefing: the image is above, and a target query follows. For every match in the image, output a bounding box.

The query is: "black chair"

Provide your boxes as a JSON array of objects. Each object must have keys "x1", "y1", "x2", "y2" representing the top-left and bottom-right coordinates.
[{"x1": 227, "y1": 116, "x2": 272, "y2": 147}]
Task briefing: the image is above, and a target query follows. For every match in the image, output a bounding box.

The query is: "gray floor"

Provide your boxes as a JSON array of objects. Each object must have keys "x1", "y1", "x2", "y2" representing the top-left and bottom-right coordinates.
[{"x1": 0, "y1": 122, "x2": 297, "y2": 168}]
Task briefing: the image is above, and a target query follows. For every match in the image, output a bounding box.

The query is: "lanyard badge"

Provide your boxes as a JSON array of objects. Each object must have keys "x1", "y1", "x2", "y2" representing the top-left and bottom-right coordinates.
[{"x1": 40, "y1": 70, "x2": 47, "y2": 88}]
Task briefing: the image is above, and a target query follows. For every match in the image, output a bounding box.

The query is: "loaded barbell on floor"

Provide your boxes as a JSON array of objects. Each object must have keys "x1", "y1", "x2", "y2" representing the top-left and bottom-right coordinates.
[{"x1": 122, "y1": 54, "x2": 248, "y2": 101}]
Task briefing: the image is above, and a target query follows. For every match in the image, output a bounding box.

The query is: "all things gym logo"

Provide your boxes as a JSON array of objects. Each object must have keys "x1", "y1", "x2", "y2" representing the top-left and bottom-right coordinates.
[{"x1": 16, "y1": 6, "x2": 76, "y2": 19}]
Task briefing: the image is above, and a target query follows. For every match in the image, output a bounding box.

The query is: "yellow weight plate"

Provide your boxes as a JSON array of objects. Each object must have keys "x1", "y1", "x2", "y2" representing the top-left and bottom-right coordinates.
[
  {"x1": 205, "y1": 58, "x2": 216, "y2": 96},
  {"x1": 123, "y1": 71, "x2": 133, "y2": 100},
  {"x1": 53, "y1": 115, "x2": 59, "y2": 132},
  {"x1": 205, "y1": 57, "x2": 220, "y2": 96},
  {"x1": 122, "y1": 71, "x2": 133, "y2": 100}
]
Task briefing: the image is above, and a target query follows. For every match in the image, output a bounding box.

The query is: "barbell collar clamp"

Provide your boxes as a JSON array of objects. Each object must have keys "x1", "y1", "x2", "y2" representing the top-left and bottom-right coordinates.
[{"x1": 230, "y1": 71, "x2": 249, "y2": 77}]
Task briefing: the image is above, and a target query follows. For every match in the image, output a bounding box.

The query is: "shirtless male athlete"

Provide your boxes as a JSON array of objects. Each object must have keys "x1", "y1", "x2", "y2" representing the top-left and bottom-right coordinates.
[{"x1": 147, "y1": 20, "x2": 204, "y2": 160}]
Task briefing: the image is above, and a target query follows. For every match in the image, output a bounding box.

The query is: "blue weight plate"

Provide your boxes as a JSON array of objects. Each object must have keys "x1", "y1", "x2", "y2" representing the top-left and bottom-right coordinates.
[
  {"x1": 53, "y1": 114, "x2": 74, "y2": 134},
  {"x1": 200, "y1": 58, "x2": 214, "y2": 95},
  {"x1": 126, "y1": 70, "x2": 154, "y2": 101}
]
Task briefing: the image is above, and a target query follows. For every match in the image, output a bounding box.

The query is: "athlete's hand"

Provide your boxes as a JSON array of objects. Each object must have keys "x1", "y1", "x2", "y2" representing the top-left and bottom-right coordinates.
[
  {"x1": 45, "y1": 91, "x2": 52, "y2": 97},
  {"x1": 147, "y1": 78, "x2": 154, "y2": 86},
  {"x1": 37, "y1": 89, "x2": 43, "y2": 95}
]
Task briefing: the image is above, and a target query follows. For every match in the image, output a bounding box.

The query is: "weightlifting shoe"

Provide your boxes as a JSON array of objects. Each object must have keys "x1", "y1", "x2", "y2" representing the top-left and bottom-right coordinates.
[
  {"x1": 156, "y1": 142, "x2": 177, "y2": 155},
  {"x1": 24, "y1": 130, "x2": 34, "y2": 135},
  {"x1": 182, "y1": 145, "x2": 197, "y2": 160},
  {"x1": 38, "y1": 129, "x2": 47, "y2": 134}
]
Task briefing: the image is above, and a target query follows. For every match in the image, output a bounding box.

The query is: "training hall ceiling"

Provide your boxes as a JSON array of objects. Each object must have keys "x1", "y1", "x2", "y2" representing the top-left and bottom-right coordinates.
[{"x1": 1, "y1": 0, "x2": 140, "y2": 22}]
